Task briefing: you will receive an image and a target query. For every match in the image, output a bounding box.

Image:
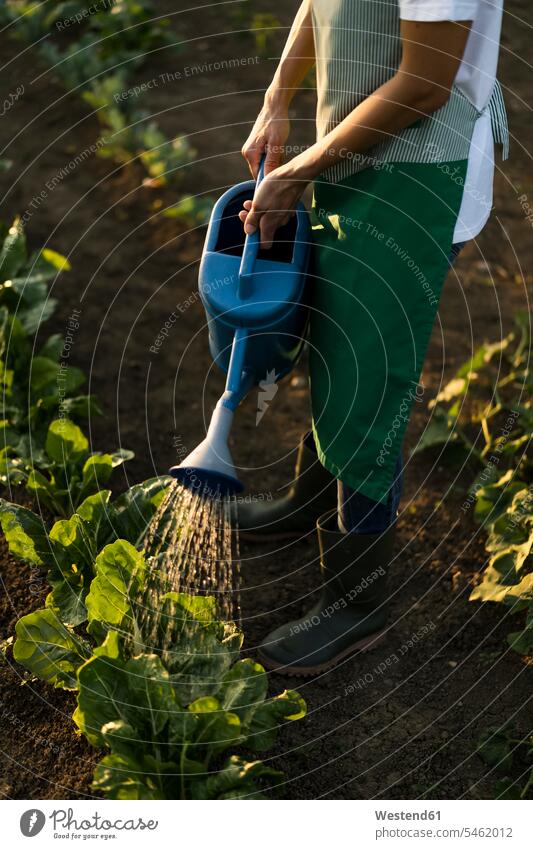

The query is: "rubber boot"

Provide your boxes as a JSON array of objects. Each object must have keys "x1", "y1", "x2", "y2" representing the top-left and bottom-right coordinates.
[
  {"x1": 257, "y1": 510, "x2": 395, "y2": 677},
  {"x1": 235, "y1": 432, "x2": 337, "y2": 541}
]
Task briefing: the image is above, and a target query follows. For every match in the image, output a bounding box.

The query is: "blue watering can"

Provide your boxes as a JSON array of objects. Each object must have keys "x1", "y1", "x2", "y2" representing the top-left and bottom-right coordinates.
[{"x1": 170, "y1": 157, "x2": 311, "y2": 496}]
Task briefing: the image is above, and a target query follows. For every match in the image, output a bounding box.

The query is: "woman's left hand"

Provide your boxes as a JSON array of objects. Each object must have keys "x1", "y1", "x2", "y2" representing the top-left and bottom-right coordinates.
[{"x1": 239, "y1": 155, "x2": 319, "y2": 249}]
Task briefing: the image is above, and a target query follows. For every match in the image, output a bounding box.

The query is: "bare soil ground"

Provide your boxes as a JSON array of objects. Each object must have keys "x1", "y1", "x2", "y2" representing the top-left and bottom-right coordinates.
[{"x1": 0, "y1": 0, "x2": 531, "y2": 799}]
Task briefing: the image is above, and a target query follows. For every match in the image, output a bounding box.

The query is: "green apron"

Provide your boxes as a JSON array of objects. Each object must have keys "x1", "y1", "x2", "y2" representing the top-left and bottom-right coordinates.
[
  {"x1": 309, "y1": 161, "x2": 467, "y2": 503},
  {"x1": 307, "y1": 0, "x2": 507, "y2": 503}
]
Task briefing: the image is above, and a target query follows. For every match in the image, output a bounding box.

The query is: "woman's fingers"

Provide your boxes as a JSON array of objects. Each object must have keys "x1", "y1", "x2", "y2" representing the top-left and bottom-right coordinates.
[
  {"x1": 239, "y1": 205, "x2": 290, "y2": 248},
  {"x1": 259, "y1": 216, "x2": 276, "y2": 249},
  {"x1": 259, "y1": 212, "x2": 291, "y2": 249},
  {"x1": 238, "y1": 200, "x2": 253, "y2": 223},
  {"x1": 243, "y1": 206, "x2": 262, "y2": 235},
  {"x1": 264, "y1": 144, "x2": 283, "y2": 175},
  {"x1": 242, "y1": 136, "x2": 285, "y2": 177},
  {"x1": 240, "y1": 205, "x2": 275, "y2": 247},
  {"x1": 242, "y1": 140, "x2": 264, "y2": 178}
]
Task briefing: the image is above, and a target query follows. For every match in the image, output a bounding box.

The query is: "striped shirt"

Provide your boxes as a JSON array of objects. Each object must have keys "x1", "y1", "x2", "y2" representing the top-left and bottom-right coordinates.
[{"x1": 311, "y1": 0, "x2": 509, "y2": 185}]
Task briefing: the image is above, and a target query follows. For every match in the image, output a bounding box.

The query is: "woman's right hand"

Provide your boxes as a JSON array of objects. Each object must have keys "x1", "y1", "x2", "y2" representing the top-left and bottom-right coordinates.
[{"x1": 241, "y1": 95, "x2": 290, "y2": 178}]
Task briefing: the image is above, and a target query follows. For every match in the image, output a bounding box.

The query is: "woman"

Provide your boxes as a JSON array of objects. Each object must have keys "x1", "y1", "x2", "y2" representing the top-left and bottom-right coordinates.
[{"x1": 238, "y1": 0, "x2": 508, "y2": 676}]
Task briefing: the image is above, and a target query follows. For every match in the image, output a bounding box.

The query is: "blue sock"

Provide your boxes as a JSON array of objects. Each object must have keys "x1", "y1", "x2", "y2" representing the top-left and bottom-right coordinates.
[{"x1": 338, "y1": 452, "x2": 403, "y2": 534}]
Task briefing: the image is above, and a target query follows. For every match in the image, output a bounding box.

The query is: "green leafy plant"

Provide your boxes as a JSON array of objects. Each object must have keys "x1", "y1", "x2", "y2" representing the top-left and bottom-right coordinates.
[
  {"x1": 0, "y1": 324, "x2": 100, "y2": 483},
  {"x1": 90, "y1": 0, "x2": 174, "y2": 65},
  {"x1": 414, "y1": 314, "x2": 532, "y2": 797},
  {"x1": 81, "y1": 76, "x2": 199, "y2": 188},
  {"x1": 477, "y1": 724, "x2": 533, "y2": 799},
  {"x1": 0, "y1": 2, "x2": 87, "y2": 39},
  {"x1": 162, "y1": 195, "x2": 213, "y2": 227},
  {"x1": 0, "y1": 477, "x2": 170, "y2": 625},
  {"x1": 3, "y1": 0, "x2": 198, "y2": 183},
  {"x1": 470, "y1": 472, "x2": 533, "y2": 653},
  {"x1": 0, "y1": 218, "x2": 66, "y2": 334},
  {"x1": 13, "y1": 540, "x2": 306, "y2": 799},
  {"x1": 2, "y1": 1, "x2": 172, "y2": 66},
  {"x1": 421, "y1": 316, "x2": 533, "y2": 799},
  {"x1": 415, "y1": 313, "x2": 532, "y2": 654},
  {"x1": 0, "y1": 220, "x2": 101, "y2": 484},
  {"x1": 413, "y1": 313, "x2": 530, "y2": 465},
  {"x1": 24, "y1": 418, "x2": 133, "y2": 517}
]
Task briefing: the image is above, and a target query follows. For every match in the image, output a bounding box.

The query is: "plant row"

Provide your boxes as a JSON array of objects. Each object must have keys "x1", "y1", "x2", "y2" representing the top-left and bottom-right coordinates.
[
  {"x1": 416, "y1": 311, "x2": 532, "y2": 797},
  {"x1": 0, "y1": 0, "x2": 210, "y2": 221},
  {"x1": 0, "y1": 218, "x2": 306, "y2": 798}
]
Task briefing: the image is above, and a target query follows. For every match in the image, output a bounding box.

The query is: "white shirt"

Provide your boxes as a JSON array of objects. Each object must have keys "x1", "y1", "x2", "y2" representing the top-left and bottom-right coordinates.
[{"x1": 399, "y1": 1, "x2": 505, "y2": 243}]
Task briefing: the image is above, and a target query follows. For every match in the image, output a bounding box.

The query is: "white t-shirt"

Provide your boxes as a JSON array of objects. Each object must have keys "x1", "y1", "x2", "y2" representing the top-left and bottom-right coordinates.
[{"x1": 399, "y1": 0, "x2": 504, "y2": 243}]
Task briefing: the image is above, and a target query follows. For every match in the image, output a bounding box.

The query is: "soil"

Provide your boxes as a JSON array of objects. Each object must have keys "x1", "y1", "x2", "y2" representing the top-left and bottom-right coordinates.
[{"x1": 0, "y1": 1, "x2": 532, "y2": 799}]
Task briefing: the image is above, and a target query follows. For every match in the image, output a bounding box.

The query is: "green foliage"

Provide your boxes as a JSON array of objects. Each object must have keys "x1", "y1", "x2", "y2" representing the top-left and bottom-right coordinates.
[
  {"x1": 13, "y1": 607, "x2": 91, "y2": 689},
  {"x1": 413, "y1": 314, "x2": 530, "y2": 467},
  {"x1": 477, "y1": 725, "x2": 533, "y2": 799},
  {"x1": 101, "y1": 475, "x2": 173, "y2": 547},
  {"x1": 162, "y1": 195, "x2": 213, "y2": 227},
  {"x1": 0, "y1": 221, "x2": 101, "y2": 485},
  {"x1": 89, "y1": 0, "x2": 174, "y2": 67},
  {"x1": 86, "y1": 539, "x2": 146, "y2": 639},
  {"x1": 445, "y1": 317, "x2": 533, "y2": 799},
  {"x1": 73, "y1": 582, "x2": 306, "y2": 799},
  {"x1": 464, "y1": 317, "x2": 532, "y2": 654},
  {"x1": 2, "y1": 1, "x2": 173, "y2": 71},
  {"x1": 138, "y1": 125, "x2": 195, "y2": 185},
  {"x1": 0, "y1": 217, "x2": 65, "y2": 334},
  {"x1": 413, "y1": 315, "x2": 532, "y2": 797},
  {"x1": 3, "y1": 0, "x2": 208, "y2": 216},
  {"x1": 81, "y1": 78, "x2": 197, "y2": 189},
  {"x1": 0, "y1": 478, "x2": 169, "y2": 626},
  {"x1": 25, "y1": 418, "x2": 133, "y2": 517},
  {"x1": 415, "y1": 314, "x2": 532, "y2": 655},
  {"x1": 11, "y1": 539, "x2": 306, "y2": 799},
  {"x1": 249, "y1": 13, "x2": 281, "y2": 58},
  {"x1": 0, "y1": 498, "x2": 51, "y2": 566},
  {"x1": 470, "y1": 473, "x2": 533, "y2": 653}
]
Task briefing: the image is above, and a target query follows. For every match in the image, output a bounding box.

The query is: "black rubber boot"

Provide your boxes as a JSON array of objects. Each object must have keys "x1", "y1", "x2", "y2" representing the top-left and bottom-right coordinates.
[
  {"x1": 257, "y1": 510, "x2": 395, "y2": 677},
  {"x1": 235, "y1": 432, "x2": 337, "y2": 541}
]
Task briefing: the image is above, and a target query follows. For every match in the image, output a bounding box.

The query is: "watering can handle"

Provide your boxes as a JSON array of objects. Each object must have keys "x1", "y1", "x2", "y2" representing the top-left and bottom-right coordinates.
[{"x1": 238, "y1": 155, "x2": 266, "y2": 299}]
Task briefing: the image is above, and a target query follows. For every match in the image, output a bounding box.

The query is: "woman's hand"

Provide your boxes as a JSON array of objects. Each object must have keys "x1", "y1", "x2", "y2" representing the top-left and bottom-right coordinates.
[
  {"x1": 242, "y1": 0, "x2": 314, "y2": 177},
  {"x1": 239, "y1": 152, "x2": 321, "y2": 249},
  {"x1": 241, "y1": 93, "x2": 291, "y2": 178}
]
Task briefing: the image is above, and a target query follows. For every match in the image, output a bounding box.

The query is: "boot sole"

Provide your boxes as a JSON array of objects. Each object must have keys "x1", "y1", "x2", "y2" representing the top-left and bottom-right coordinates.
[{"x1": 257, "y1": 629, "x2": 387, "y2": 678}]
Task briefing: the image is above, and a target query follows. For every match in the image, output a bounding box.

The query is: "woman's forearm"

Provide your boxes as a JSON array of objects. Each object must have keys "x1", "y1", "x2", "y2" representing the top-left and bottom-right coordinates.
[
  {"x1": 266, "y1": 0, "x2": 315, "y2": 110},
  {"x1": 296, "y1": 71, "x2": 450, "y2": 177}
]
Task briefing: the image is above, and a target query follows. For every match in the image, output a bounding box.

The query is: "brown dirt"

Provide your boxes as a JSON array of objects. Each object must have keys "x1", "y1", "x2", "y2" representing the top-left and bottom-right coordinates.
[{"x1": 0, "y1": 1, "x2": 532, "y2": 799}]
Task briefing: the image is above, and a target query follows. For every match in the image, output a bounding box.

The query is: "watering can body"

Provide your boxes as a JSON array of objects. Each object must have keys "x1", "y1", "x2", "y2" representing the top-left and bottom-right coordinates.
[
  {"x1": 198, "y1": 172, "x2": 311, "y2": 386},
  {"x1": 169, "y1": 160, "x2": 311, "y2": 495}
]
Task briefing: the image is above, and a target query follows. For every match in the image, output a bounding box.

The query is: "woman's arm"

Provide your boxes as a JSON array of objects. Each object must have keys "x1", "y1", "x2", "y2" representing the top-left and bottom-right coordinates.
[
  {"x1": 297, "y1": 19, "x2": 472, "y2": 177},
  {"x1": 241, "y1": 19, "x2": 472, "y2": 247},
  {"x1": 241, "y1": 0, "x2": 315, "y2": 177}
]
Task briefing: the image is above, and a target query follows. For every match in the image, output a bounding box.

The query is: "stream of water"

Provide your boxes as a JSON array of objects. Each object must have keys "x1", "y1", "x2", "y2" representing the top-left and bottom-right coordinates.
[{"x1": 135, "y1": 481, "x2": 241, "y2": 655}]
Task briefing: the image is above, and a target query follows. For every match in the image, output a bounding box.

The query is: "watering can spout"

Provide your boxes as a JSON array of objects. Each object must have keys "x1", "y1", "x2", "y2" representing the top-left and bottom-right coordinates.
[
  {"x1": 169, "y1": 329, "x2": 251, "y2": 497},
  {"x1": 169, "y1": 404, "x2": 243, "y2": 497}
]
